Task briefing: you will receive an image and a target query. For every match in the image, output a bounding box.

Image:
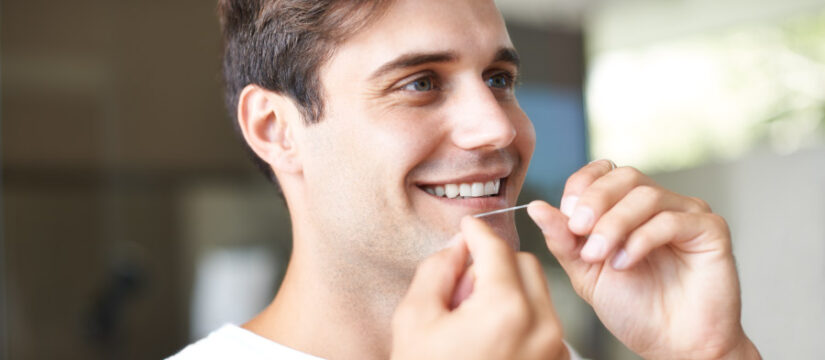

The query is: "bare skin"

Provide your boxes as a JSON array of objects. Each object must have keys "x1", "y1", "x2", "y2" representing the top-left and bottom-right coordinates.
[
  {"x1": 527, "y1": 160, "x2": 761, "y2": 359},
  {"x1": 392, "y1": 217, "x2": 568, "y2": 360},
  {"x1": 234, "y1": 0, "x2": 761, "y2": 358},
  {"x1": 239, "y1": 0, "x2": 537, "y2": 358}
]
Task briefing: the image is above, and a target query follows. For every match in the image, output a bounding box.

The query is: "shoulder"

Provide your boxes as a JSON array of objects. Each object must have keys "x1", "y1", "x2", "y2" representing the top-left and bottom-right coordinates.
[
  {"x1": 166, "y1": 325, "x2": 255, "y2": 360},
  {"x1": 166, "y1": 324, "x2": 325, "y2": 360}
]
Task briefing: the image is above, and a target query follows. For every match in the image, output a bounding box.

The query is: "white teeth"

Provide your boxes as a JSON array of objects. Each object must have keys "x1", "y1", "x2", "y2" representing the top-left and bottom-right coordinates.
[
  {"x1": 471, "y1": 182, "x2": 484, "y2": 196},
  {"x1": 484, "y1": 181, "x2": 496, "y2": 195},
  {"x1": 459, "y1": 183, "x2": 472, "y2": 197},
  {"x1": 423, "y1": 178, "x2": 503, "y2": 199},
  {"x1": 445, "y1": 184, "x2": 459, "y2": 198}
]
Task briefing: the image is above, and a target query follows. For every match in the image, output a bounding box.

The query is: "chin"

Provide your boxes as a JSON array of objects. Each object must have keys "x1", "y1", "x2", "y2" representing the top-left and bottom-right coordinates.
[{"x1": 481, "y1": 215, "x2": 521, "y2": 250}]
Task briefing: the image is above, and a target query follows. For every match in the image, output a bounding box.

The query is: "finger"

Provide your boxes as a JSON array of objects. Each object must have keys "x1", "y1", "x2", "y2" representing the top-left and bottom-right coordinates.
[
  {"x1": 560, "y1": 159, "x2": 617, "y2": 217},
  {"x1": 514, "y1": 252, "x2": 567, "y2": 355},
  {"x1": 527, "y1": 201, "x2": 605, "y2": 301},
  {"x1": 567, "y1": 166, "x2": 657, "y2": 236},
  {"x1": 581, "y1": 186, "x2": 704, "y2": 263},
  {"x1": 399, "y1": 235, "x2": 469, "y2": 321},
  {"x1": 527, "y1": 201, "x2": 580, "y2": 260},
  {"x1": 515, "y1": 252, "x2": 553, "y2": 309},
  {"x1": 610, "y1": 211, "x2": 731, "y2": 270},
  {"x1": 459, "y1": 216, "x2": 522, "y2": 293}
]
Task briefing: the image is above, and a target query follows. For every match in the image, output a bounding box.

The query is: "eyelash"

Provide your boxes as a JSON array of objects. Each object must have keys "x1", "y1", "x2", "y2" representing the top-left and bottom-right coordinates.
[
  {"x1": 395, "y1": 69, "x2": 518, "y2": 96},
  {"x1": 399, "y1": 73, "x2": 440, "y2": 93},
  {"x1": 486, "y1": 71, "x2": 517, "y2": 90}
]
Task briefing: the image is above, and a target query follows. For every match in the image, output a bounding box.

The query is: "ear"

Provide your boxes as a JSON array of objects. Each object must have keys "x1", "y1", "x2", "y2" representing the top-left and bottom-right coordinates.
[{"x1": 236, "y1": 85, "x2": 303, "y2": 175}]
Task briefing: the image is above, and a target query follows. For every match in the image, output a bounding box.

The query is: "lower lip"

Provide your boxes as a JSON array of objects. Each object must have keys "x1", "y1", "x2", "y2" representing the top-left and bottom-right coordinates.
[{"x1": 416, "y1": 180, "x2": 510, "y2": 210}]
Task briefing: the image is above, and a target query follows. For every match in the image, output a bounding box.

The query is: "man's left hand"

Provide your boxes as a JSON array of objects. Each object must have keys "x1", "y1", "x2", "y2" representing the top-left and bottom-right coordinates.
[{"x1": 527, "y1": 160, "x2": 760, "y2": 359}]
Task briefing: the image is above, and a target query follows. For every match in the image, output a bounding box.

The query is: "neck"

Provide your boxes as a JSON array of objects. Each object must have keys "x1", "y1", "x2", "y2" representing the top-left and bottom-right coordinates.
[{"x1": 243, "y1": 225, "x2": 411, "y2": 360}]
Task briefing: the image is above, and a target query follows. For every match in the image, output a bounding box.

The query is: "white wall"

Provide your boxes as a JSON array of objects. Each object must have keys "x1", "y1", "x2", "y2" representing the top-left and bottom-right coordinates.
[
  {"x1": 587, "y1": 0, "x2": 825, "y2": 54},
  {"x1": 652, "y1": 144, "x2": 825, "y2": 358}
]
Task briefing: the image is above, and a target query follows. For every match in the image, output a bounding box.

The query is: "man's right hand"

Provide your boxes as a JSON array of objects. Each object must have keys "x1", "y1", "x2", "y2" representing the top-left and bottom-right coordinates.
[{"x1": 390, "y1": 217, "x2": 569, "y2": 360}]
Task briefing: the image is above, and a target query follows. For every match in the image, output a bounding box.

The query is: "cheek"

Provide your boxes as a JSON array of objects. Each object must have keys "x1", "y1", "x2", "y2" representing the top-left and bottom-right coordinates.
[
  {"x1": 366, "y1": 107, "x2": 447, "y2": 170},
  {"x1": 511, "y1": 106, "x2": 536, "y2": 161},
  {"x1": 308, "y1": 107, "x2": 443, "y2": 198}
]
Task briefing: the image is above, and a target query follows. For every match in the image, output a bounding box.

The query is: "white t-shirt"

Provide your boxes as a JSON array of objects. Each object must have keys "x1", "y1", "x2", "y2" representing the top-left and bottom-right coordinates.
[
  {"x1": 168, "y1": 324, "x2": 585, "y2": 359},
  {"x1": 167, "y1": 324, "x2": 324, "y2": 360}
]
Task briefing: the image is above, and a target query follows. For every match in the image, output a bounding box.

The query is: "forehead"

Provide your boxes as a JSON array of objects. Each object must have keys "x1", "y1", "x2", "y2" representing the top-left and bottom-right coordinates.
[{"x1": 326, "y1": 0, "x2": 513, "y2": 76}]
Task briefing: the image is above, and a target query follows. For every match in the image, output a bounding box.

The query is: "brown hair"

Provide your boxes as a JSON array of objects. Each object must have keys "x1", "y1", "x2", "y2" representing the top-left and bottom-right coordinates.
[{"x1": 217, "y1": 0, "x2": 391, "y2": 185}]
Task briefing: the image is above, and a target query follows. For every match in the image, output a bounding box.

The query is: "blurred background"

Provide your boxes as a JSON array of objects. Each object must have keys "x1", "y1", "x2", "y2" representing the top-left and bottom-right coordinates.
[{"x1": 2, "y1": 0, "x2": 824, "y2": 358}]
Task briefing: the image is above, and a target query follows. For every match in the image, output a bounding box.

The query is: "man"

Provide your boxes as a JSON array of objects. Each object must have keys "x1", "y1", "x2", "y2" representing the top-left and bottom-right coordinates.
[{"x1": 171, "y1": 0, "x2": 761, "y2": 359}]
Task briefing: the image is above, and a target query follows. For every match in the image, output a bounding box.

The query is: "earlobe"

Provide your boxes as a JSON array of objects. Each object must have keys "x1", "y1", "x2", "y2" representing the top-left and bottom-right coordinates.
[
  {"x1": 267, "y1": 108, "x2": 302, "y2": 173},
  {"x1": 237, "y1": 85, "x2": 303, "y2": 175}
]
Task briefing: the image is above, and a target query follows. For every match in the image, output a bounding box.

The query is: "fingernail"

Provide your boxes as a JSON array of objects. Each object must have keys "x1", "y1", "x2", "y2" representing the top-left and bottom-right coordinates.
[
  {"x1": 532, "y1": 218, "x2": 549, "y2": 234},
  {"x1": 581, "y1": 234, "x2": 608, "y2": 260},
  {"x1": 568, "y1": 206, "x2": 594, "y2": 233},
  {"x1": 560, "y1": 196, "x2": 578, "y2": 217},
  {"x1": 611, "y1": 249, "x2": 630, "y2": 270}
]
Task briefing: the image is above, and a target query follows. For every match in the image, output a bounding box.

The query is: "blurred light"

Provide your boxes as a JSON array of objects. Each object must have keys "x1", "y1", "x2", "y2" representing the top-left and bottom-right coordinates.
[{"x1": 586, "y1": 10, "x2": 825, "y2": 172}]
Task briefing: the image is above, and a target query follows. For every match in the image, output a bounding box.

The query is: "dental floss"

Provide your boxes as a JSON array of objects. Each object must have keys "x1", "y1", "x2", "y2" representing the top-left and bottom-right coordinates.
[{"x1": 472, "y1": 204, "x2": 529, "y2": 218}]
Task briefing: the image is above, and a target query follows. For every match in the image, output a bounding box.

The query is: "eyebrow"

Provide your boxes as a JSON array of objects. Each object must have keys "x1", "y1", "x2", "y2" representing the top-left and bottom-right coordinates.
[
  {"x1": 369, "y1": 51, "x2": 458, "y2": 81},
  {"x1": 492, "y1": 47, "x2": 520, "y2": 69},
  {"x1": 368, "y1": 47, "x2": 521, "y2": 81}
]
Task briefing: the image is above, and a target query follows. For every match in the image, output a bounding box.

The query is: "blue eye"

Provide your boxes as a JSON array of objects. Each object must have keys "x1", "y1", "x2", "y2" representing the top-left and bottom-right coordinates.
[
  {"x1": 404, "y1": 77, "x2": 434, "y2": 92},
  {"x1": 487, "y1": 73, "x2": 514, "y2": 89}
]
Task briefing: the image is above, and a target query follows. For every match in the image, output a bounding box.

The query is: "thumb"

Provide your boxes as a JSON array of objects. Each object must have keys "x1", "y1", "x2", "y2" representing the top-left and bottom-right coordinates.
[
  {"x1": 527, "y1": 200, "x2": 581, "y2": 263},
  {"x1": 527, "y1": 200, "x2": 594, "y2": 296}
]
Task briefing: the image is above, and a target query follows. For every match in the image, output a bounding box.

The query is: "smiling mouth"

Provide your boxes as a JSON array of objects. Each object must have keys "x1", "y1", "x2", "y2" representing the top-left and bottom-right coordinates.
[{"x1": 417, "y1": 178, "x2": 505, "y2": 199}]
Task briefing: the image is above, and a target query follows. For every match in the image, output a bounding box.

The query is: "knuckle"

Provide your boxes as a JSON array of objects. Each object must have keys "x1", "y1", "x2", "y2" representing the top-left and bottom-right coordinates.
[
  {"x1": 634, "y1": 184, "x2": 663, "y2": 203},
  {"x1": 658, "y1": 210, "x2": 681, "y2": 228},
  {"x1": 678, "y1": 195, "x2": 705, "y2": 213},
  {"x1": 626, "y1": 231, "x2": 650, "y2": 255},
  {"x1": 578, "y1": 189, "x2": 609, "y2": 213},
  {"x1": 592, "y1": 159, "x2": 614, "y2": 173},
  {"x1": 706, "y1": 213, "x2": 731, "y2": 237},
  {"x1": 564, "y1": 172, "x2": 594, "y2": 196},
  {"x1": 617, "y1": 165, "x2": 645, "y2": 182},
  {"x1": 592, "y1": 213, "x2": 629, "y2": 241},
  {"x1": 689, "y1": 196, "x2": 712, "y2": 212}
]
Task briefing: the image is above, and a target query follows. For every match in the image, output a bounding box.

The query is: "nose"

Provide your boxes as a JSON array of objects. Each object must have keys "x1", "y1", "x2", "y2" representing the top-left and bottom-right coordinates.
[{"x1": 448, "y1": 80, "x2": 517, "y2": 151}]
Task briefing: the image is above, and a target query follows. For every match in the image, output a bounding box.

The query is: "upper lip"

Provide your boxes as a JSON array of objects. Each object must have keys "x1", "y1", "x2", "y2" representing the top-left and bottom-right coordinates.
[{"x1": 414, "y1": 169, "x2": 512, "y2": 187}]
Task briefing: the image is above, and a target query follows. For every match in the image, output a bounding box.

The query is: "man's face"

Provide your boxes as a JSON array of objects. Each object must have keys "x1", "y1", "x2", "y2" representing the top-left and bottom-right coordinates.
[{"x1": 299, "y1": 0, "x2": 535, "y2": 273}]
